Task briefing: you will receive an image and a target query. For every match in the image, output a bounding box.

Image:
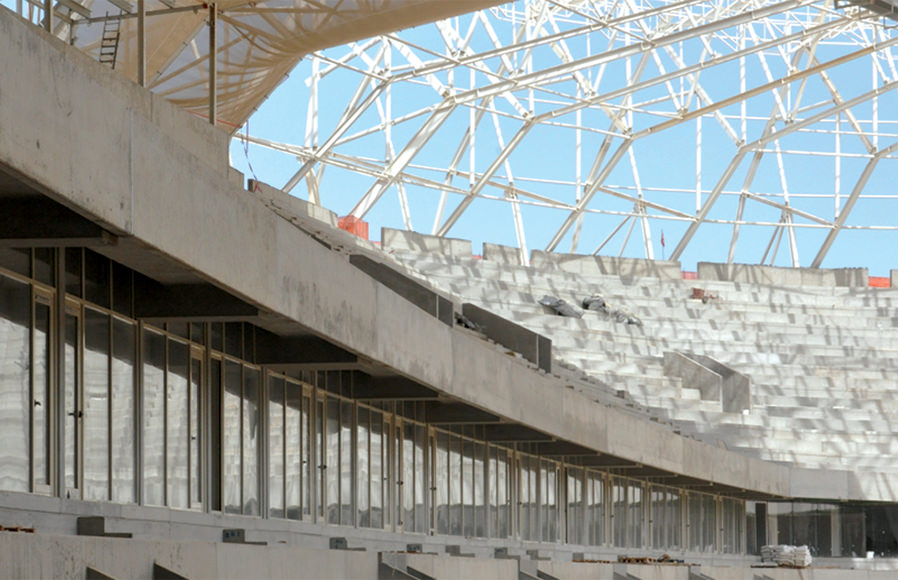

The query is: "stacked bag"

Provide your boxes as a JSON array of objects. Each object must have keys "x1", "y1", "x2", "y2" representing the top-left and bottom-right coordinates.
[{"x1": 760, "y1": 545, "x2": 813, "y2": 568}]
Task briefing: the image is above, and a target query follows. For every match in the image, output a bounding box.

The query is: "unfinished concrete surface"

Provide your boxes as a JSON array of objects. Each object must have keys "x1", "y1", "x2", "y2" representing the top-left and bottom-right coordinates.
[
  {"x1": 3, "y1": 3, "x2": 898, "y2": 578},
  {"x1": 0, "y1": 6, "x2": 793, "y2": 500}
]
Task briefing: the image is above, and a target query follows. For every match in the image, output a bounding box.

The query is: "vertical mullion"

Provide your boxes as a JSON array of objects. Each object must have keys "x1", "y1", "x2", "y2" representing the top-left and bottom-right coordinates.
[
  {"x1": 106, "y1": 309, "x2": 112, "y2": 501},
  {"x1": 162, "y1": 334, "x2": 168, "y2": 507},
  {"x1": 239, "y1": 363, "x2": 245, "y2": 515},
  {"x1": 28, "y1": 285, "x2": 35, "y2": 493}
]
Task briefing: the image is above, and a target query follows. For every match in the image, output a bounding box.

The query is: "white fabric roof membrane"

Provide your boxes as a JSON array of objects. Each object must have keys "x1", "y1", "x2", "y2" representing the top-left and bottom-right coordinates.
[{"x1": 63, "y1": 0, "x2": 507, "y2": 130}]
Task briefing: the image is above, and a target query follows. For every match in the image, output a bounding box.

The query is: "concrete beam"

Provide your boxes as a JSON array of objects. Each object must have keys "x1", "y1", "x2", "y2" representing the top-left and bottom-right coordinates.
[
  {"x1": 134, "y1": 280, "x2": 259, "y2": 321},
  {"x1": 351, "y1": 376, "x2": 441, "y2": 401},
  {"x1": 461, "y1": 303, "x2": 551, "y2": 372},
  {"x1": 349, "y1": 254, "x2": 453, "y2": 326},
  {"x1": 425, "y1": 402, "x2": 501, "y2": 425},
  {"x1": 0, "y1": 195, "x2": 117, "y2": 247},
  {"x1": 577, "y1": 455, "x2": 639, "y2": 469},
  {"x1": 255, "y1": 332, "x2": 359, "y2": 368},
  {"x1": 534, "y1": 442, "x2": 597, "y2": 456},
  {"x1": 481, "y1": 425, "x2": 552, "y2": 442}
]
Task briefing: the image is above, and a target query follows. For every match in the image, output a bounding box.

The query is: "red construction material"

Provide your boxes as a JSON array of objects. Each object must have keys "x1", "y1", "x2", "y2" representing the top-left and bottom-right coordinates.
[
  {"x1": 692, "y1": 287, "x2": 705, "y2": 300},
  {"x1": 337, "y1": 216, "x2": 369, "y2": 240},
  {"x1": 869, "y1": 276, "x2": 890, "y2": 288},
  {"x1": 682, "y1": 271, "x2": 698, "y2": 280}
]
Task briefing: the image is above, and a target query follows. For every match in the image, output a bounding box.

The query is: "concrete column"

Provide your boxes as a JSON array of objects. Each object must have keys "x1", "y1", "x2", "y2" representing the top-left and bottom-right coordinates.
[
  {"x1": 43, "y1": 0, "x2": 53, "y2": 32},
  {"x1": 137, "y1": 0, "x2": 145, "y2": 87},
  {"x1": 208, "y1": 3, "x2": 216, "y2": 126}
]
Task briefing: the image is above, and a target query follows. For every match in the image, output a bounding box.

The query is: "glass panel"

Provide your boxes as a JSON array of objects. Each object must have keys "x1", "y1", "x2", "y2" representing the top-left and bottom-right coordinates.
[
  {"x1": 189, "y1": 323, "x2": 204, "y2": 345},
  {"x1": 316, "y1": 397, "x2": 325, "y2": 522},
  {"x1": 111, "y1": 262, "x2": 132, "y2": 317},
  {"x1": 613, "y1": 478, "x2": 627, "y2": 547},
  {"x1": 0, "y1": 275, "x2": 30, "y2": 492},
  {"x1": 209, "y1": 358, "x2": 222, "y2": 511},
  {"x1": 243, "y1": 366, "x2": 260, "y2": 515},
  {"x1": 326, "y1": 397, "x2": 340, "y2": 524},
  {"x1": 142, "y1": 328, "x2": 166, "y2": 506},
  {"x1": 223, "y1": 360, "x2": 242, "y2": 514},
  {"x1": 668, "y1": 489, "x2": 681, "y2": 550},
  {"x1": 225, "y1": 322, "x2": 242, "y2": 358},
  {"x1": 370, "y1": 410, "x2": 384, "y2": 529},
  {"x1": 189, "y1": 355, "x2": 202, "y2": 507},
  {"x1": 83, "y1": 251, "x2": 110, "y2": 308},
  {"x1": 462, "y1": 440, "x2": 474, "y2": 538},
  {"x1": 790, "y1": 502, "x2": 833, "y2": 557},
  {"x1": 284, "y1": 379, "x2": 301, "y2": 519},
  {"x1": 746, "y1": 501, "x2": 758, "y2": 555},
  {"x1": 588, "y1": 472, "x2": 605, "y2": 546},
  {"x1": 495, "y1": 448, "x2": 509, "y2": 539},
  {"x1": 448, "y1": 435, "x2": 462, "y2": 536},
  {"x1": 414, "y1": 424, "x2": 426, "y2": 533},
  {"x1": 65, "y1": 248, "x2": 82, "y2": 298},
  {"x1": 167, "y1": 339, "x2": 190, "y2": 509},
  {"x1": 629, "y1": 481, "x2": 643, "y2": 549},
  {"x1": 356, "y1": 406, "x2": 369, "y2": 527},
  {"x1": 33, "y1": 248, "x2": 54, "y2": 286},
  {"x1": 401, "y1": 422, "x2": 415, "y2": 532},
  {"x1": 688, "y1": 493, "x2": 702, "y2": 551},
  {"x1": 544, "y1": 460, "x2": 558, "y2": 543},
  {"x1": 435, "y1": 433, "x2": 449, "y2": 535},
  {"x1": 110, "y1": 318, "x2": 136, "y2": 503},
  {"x1": 340, "y1": 399, "x2": 353, "y2": 526},
  {"x1": 651, "y1": 488, "x2": 663, "y2": 549},
  {"x1": 269, "y1": 376, "x2": 285, "y2": 519},
  {"x1": 302, "y1": 392, "x2": 312, "y2": 519},
  {"x1": 567, "y1": 468, "x2": 584, "y2": 545},
  {"x1": 0, "y1": 248, "x2": 30, "y2": 277},
  {"x1": 64, "y1": 313, "x2": 79, "y2": 493},
  {"x1": 32, "y1": 300, "x2": 51, "y2": 490},
  {"x1": 840, "y1": 505, "x2": 865, "y2": 558},
  {"x1": 82, "y1": 308, "x2": 109, "y2": 501},
  {"x1": 473, "y1": 442, "x2": 485, "y2": 538},
  {"x1": 209, "y1": 323, "x2": 223, "y2": 353}
]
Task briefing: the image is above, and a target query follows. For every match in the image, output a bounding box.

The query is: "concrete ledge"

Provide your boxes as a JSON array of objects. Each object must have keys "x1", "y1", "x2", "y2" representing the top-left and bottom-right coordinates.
[
  {"x1": 248, "y1": 179, "x2": 339, "y2": 228},
  {"x1": 483, "y1": 242, "x2": 524, "y2": 265},
  {"x1": 350, "y1": 254, "x2": 454, "y2": 326},
  {"x1": 665, "y1": 352, "x2": 751, "y2": 413},
  {"x1": 461, "y1": 303, "x2": 551, "y2": 372},
  {"x1": 382, "y1": 228, "x2": 472, "y2": 256},
  {"x1": 697, "y1": 262, "x2": 869, "y2": 287},
  {"x1": 664, "y1": 352, "x2": 722, "y2": 403},
  {"x1": 530, "y1": 251, "x2": 682, "y2": 280}
]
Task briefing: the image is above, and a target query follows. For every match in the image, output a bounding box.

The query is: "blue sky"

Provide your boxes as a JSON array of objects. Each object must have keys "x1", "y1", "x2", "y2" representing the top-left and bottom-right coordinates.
[{"x1": 228, "y1": 6, "x2": 898, "y2": 277}]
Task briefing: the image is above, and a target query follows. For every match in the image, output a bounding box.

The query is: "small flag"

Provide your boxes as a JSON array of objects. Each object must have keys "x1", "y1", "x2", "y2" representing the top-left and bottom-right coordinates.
[{"x1": 661, "y1": 231, "x2": 665, "y2": 247}]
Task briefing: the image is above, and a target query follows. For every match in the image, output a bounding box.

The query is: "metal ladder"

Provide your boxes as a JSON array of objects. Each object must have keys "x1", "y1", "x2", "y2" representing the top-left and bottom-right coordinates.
[{"x1": 98, "y1": 13, "x2": 121, "y2": 69}]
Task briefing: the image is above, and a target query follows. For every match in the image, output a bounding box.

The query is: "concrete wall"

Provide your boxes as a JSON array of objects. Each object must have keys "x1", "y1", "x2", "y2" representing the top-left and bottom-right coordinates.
[
  {"x1": 697, "y1": 262, "x2": 869, "y2": 287},
  {"x1": 249, "y1": 179, "x2": 339, "y2": 228},
  {"x1": 382, "y1": 227, "x2": 473, "y2": 256},
  {"x1": 530, "y1": 251, "x2": 683, "y2": 280},
  {"x1": 483, "y1": 242, "x2": 524, "y2": 264},
  {"x1": 0, "y1": 531, "x2": 378, "y2": 579}
]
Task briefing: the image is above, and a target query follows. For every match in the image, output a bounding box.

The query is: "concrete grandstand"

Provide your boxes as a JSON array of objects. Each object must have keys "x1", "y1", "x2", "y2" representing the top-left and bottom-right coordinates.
[{"x1": 2, "y1": 0, "x2": 898, "y2": 579}]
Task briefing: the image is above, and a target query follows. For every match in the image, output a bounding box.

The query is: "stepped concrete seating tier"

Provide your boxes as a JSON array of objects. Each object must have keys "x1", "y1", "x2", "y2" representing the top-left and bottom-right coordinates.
[{"x1": 384, "y1": 244, "x2": 898, "y2": 475}]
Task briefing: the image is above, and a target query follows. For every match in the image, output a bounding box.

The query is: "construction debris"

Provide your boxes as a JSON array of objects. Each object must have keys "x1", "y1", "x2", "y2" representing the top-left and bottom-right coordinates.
[
  {"x1": 581, "y1": 295, "x2": 608, "y2": 313},
  {"x1": 538, "y1": 295, "x2": 583, "y2": 318},
  {"x1": 760, "y1": 545, "x2": 812, "y2": 568},
  {"x1": 691, "y1": 287, "x2": 720, "y2": 303}
]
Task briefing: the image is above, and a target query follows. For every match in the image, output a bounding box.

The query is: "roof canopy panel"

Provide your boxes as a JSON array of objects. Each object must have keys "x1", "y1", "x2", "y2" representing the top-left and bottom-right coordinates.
[{"x1": 54, "y1": 0, "x2": 508, "y2": 128}]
